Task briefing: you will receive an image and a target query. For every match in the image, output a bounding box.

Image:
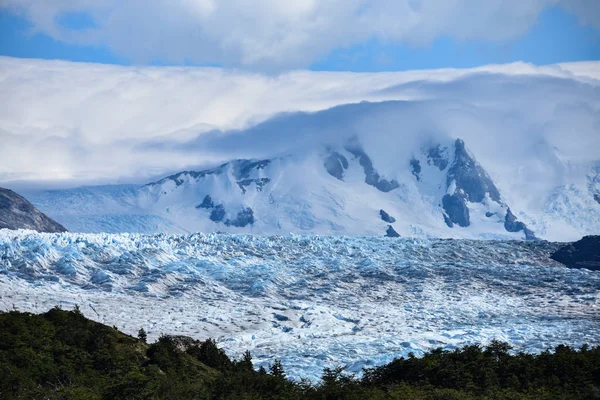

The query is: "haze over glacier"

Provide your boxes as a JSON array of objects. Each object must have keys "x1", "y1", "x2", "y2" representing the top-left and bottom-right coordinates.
[{"x1": 1, "y1": 57, "x2": 598, "y2": 240}]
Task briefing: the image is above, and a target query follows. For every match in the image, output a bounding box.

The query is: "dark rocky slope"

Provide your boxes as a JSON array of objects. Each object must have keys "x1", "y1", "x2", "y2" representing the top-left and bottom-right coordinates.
[
  {"x1": 0, "y1": 187, "x2": 67, "y2": 233},
  {"x1": 551, "y1": 235, "x2": 600, "y2": 271}
]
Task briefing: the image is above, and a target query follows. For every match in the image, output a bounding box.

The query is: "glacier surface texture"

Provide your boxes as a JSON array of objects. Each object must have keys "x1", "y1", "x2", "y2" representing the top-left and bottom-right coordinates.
[{"x1": 1, "y1": 230, "x2": 599, "y2": 381}]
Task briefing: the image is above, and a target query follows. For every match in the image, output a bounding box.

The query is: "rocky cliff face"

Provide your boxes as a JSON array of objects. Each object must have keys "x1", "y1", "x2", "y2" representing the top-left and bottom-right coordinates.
[
  {"x1": 0, "y1": 187, "x2": 67, "y2": 233},
  {"x1": 409, "y1": 138, "x2": 535, "y2": 239},
  {"x1": 551, "y1": 236, "x2": 600, "y2": 271}
]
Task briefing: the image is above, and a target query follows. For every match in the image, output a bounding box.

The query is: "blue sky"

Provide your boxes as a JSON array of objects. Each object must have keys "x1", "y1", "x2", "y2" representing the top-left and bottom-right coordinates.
[
  {"x1": 312, "y1": 7, "x2": 600, "y2": 71},
  {"x1": 0, "y1": 2, "x2": 599, "y2": 72}
]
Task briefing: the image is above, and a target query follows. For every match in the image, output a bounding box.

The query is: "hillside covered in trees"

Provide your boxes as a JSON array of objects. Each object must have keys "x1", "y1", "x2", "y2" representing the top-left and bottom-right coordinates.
[{"x1": 1, "y1": 307, "x2": 599, "y2": 400}]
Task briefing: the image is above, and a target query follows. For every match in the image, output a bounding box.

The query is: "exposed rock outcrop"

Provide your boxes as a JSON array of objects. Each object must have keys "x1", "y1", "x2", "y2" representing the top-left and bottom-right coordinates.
[
  {"x1": 238, "y1": 178, "x2": 270, "y2": 194},
  {"x1": 147, "y1": 159, "x2": 271, "y2": 188},
  {"x1": 380, "y1": 209, "x2": 396, "y2": 223},
  {"x1": 440, "y1": 139, "x2": 535, "y2": 239},
  {"x1": 410, "y1": 159, "x2": 421, "y2": 181},
  {"x1": 0, "y1": 187, "x2": 67, "y2": 233},
  {"x1": 504, "y1": 208, "x2": 536, "y2": 240},
  {"x1": 324, "y1": 151, "x2": 349, "y2": 181},
  {"x1": 209, "y1": 205, "x2": 226, "y2": 223},
  {"x1": 345, "y1": 140, "x2": 399, "y2": 193},
  {"x1": 225, "y1": 207, "x2": 255, "y2": 228},
  {"x1": 196, "y1": 195, "x2": 214, "y2": 209},
  {"x1": 446, "y1": 139, "x2": 501, "y2": 203},
  {"x1": 426, "y1": 144, "x2": 449, "y2": 170},
  {"x1": 443, "y1": 138, "x2": 502, "y2": 228},
  {"x1": 551, "y1": 236, "x2": 600, "y2": 271},
  {"x1": 385, "y1": 225, "x2": 400, "y2": 237},
  {"x1": 202, "y1": 199, "x2": 255, "y2": 228},
  {"x1": 442, "y1": 193, "x2": 470, "y2": 228}
]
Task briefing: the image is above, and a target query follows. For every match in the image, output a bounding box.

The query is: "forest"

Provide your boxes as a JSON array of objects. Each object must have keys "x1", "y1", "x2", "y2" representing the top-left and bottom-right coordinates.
[{"x1": 1, "y1": 307, "x2": 599, "y2": 400}]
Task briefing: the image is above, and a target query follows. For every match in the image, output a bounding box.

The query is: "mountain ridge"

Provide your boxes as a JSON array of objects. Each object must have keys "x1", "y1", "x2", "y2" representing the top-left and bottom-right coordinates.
[{"x1": 19, "y1": 126, "x2": 592, "y2": 240}]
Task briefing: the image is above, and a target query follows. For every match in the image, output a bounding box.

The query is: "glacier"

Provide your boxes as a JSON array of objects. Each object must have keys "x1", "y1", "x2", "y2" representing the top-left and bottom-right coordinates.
[{"x1": 1, "y1": 229, "x2": 598, "y2": 381}]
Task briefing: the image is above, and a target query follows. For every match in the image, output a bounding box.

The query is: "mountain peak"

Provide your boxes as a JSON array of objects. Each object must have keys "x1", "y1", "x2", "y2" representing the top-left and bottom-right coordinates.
[{"x1": 447, "y1": 138, "x2": 501, "y2": 203}]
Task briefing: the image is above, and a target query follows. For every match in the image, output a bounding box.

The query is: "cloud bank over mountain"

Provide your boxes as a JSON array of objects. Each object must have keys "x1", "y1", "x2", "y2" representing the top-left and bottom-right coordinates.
[{"x1": 0, "y1": 57, "x2": 598, "y2": 187}]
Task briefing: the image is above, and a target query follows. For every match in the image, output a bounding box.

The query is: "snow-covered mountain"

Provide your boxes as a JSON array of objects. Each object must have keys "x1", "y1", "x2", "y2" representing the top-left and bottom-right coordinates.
[
  {"x1": 3, "y1": 59, "x2": 596, "y2": 241},
  {"x1": 24, "y1": 103, "x2": 600, "y2": 241},
  {"x1": 0, "y1": 187, "x2": 66, "y2": 233}
]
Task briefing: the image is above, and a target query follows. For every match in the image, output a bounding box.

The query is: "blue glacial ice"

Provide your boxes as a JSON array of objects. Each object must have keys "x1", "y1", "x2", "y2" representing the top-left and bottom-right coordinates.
[{"x1": 0, "y1": 229, "x2": 599, "y2": 381}]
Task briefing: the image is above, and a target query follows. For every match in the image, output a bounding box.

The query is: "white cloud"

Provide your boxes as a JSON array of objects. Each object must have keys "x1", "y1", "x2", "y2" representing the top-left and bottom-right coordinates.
[
  {"x1": 0, "y1": 56, "x2": 598, "y2": 186},
  {"x1": 3, "y1": 0, "x2": 597, "y2": 69}
]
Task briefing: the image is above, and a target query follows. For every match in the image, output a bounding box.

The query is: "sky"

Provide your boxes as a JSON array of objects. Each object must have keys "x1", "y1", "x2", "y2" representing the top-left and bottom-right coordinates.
[{"x1": 0, "y1": 1, "x2": 599, "y2": 72}]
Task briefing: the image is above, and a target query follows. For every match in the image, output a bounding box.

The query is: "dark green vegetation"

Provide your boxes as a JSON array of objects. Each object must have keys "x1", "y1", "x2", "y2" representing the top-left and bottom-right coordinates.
[{"x1": 1, "y1": 308, "x2": 599, "y2": 399}]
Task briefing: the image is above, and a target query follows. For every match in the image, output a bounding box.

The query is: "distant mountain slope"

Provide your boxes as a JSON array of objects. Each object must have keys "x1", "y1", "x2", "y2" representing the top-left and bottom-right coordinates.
[
  {"x1": 130, "y1": 135, "x2": 536, "y2": 239},
  {"x1": 0, "y1": 187, "x2": 67, "y2": 233},
  {"x1": 21, "y1": 124, "x2": 599, "y2": 240},
  {"x1": 23, "y1": 185, "x2": 186, "y2": 234}
]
